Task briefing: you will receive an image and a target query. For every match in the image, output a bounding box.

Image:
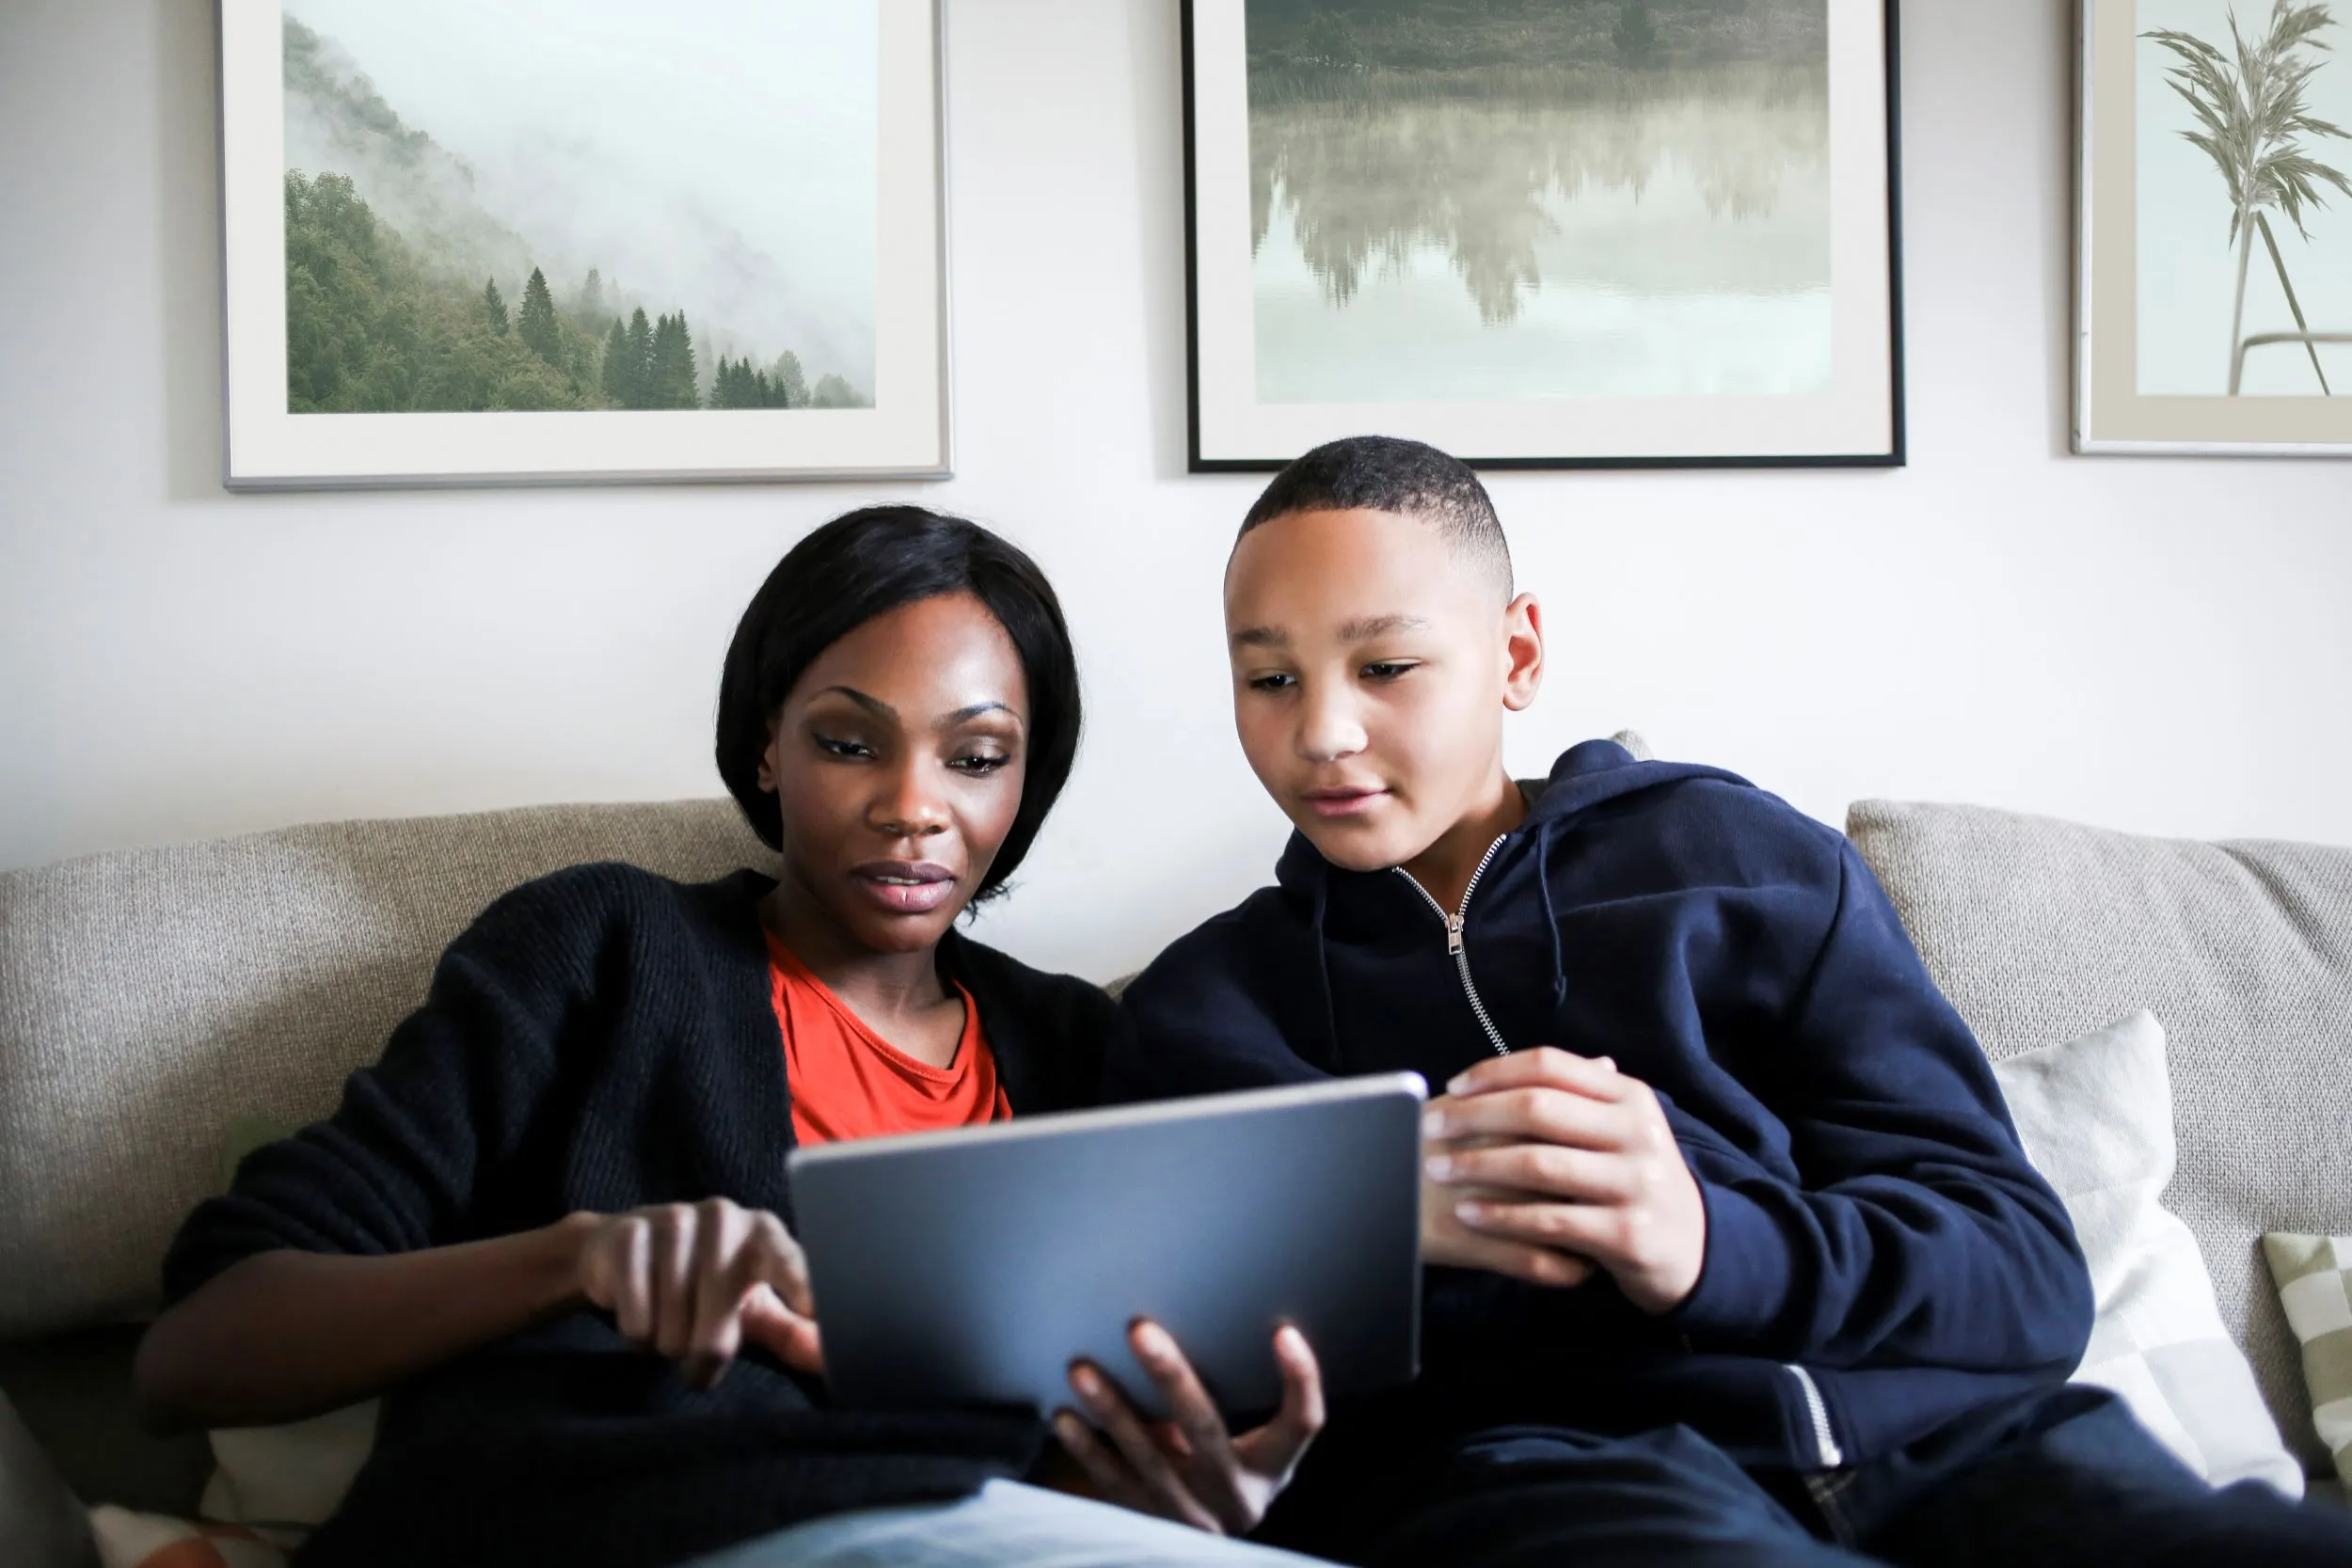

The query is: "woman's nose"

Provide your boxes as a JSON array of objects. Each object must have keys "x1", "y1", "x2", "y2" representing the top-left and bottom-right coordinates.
[{"x1": 867, "y1": 759, "x2": 950, "y2": 838}]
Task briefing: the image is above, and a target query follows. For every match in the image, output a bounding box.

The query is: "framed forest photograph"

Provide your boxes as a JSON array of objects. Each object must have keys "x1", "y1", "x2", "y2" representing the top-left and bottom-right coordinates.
[
  {"x1": 217, "y1": 0, "x2": 949, "y2": 488},
  {"x1": 1183, "y1": 0, "x2": 1906, "y2": 470},
  {"x1": 2078, "y1": 0, "x2": 2352, "y2": 453}
]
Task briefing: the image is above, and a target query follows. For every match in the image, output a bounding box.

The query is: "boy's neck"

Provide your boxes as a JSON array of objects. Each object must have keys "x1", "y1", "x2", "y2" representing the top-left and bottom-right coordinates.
[{"x1": 1400, "y1": 768, "x2": 1528, "y2": 913}]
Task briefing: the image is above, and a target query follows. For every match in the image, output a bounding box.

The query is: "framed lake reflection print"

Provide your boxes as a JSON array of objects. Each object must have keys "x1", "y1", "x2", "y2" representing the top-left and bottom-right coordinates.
[
  {"x1": 2077, "y1": 0, "x2": 2352, "y2": 453},
  {"x1": 1183, "y1": 0, "x2": 1906, "y2": 469},
  {"x1": 218, "y1": 0, "x2": 948, "y2": 488}
]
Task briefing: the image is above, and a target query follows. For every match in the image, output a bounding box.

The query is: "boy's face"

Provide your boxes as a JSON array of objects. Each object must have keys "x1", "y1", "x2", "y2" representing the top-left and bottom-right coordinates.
[{"x1": 1224, "y1": 507, "x2": 1542, "y2": 876}]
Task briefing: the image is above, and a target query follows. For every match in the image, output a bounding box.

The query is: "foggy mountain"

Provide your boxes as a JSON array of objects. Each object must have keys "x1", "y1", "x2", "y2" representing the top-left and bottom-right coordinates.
[{"x1": 282, "y1": 17, "x2": 872, "y2": 401}]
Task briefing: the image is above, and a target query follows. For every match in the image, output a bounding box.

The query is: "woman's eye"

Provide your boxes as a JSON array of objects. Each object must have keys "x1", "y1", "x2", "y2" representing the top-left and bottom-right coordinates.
[
  {"x1": 949, "y1": 753, "x2": 1012, "y2": 775},
  {"x1": 1361, "y1": 661, "x2": 1415, "y2": 681},
  {"x1": 813, "y1": 736, "x2": 874, "y2": 759},
  {"x1": 1248, "y1": 673, "x2": 1296, "y2": 692}
]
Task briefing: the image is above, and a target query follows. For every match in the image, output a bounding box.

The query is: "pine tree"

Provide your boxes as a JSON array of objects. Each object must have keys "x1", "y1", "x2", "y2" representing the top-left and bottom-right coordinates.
[
  {"x1": 623, "y1": 309, "x2": 655, "y2": 409},
  {"x1": 600, "y1": 317, "x2": 631, "y2": 406},
  {"x1": 649, "y1": 311, "x2": 698, "y2": 408},
  {"x1": 771, "y1": 350, "x2": 806, "y2": 408},
  {"x1": 579, "y1": 268, "x2": 604, "y2": 325},
  {"x1": 483, "y1": 277, "x2": 508, "y2": 335},
  {"x1": 517, "y1": 267, "x2": 560, "y2": 363}
]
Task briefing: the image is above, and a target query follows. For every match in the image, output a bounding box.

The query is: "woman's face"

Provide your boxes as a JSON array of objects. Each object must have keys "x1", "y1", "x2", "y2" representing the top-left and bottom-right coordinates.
[{"x1": 759, "y1": 592, "x2": 1030, "y2": 955}]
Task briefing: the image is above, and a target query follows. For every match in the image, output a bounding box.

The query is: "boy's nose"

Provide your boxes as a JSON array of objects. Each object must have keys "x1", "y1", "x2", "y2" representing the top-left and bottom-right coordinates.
[{"x1": 1295, "y1": 689, "x2": 1369, "y2": 764}]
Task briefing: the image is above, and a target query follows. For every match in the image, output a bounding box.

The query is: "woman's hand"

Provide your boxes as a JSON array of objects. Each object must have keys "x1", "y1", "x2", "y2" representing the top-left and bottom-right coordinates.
[
  {"x1": 1051, "y1": 1321, "x2": 1324, "y2": 1537},
  {"x1": 571, "y1": 1198, "x2": 824, "y2": 1386},
  {"x1": 1422, "y1": 1048, "x2": 1708, "y2": 1314}
]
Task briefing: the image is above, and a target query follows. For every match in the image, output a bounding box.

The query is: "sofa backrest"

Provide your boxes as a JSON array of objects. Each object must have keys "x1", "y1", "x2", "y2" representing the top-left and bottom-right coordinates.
[
  {"x1": 0, "y1": 800, "x2": 772, "y2": 1340},
  {"x1": 1848, "y1": 799, "x2": 2352, "y2": 1477}
]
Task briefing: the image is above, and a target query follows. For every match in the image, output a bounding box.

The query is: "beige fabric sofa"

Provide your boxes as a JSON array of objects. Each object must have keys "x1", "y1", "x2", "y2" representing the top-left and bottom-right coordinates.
[{"x1": 1, "y1": 794, "x2": 2345, "y2": 1558}]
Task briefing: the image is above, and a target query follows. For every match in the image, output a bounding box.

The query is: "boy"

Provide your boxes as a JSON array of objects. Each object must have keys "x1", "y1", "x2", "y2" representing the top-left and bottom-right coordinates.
[{"x1": 1112, "y1": 437, "x2": 2349, "y2": 1565}]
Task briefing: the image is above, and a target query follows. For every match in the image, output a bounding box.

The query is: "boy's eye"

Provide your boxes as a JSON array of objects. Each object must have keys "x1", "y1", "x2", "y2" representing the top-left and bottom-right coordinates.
[
  {"x1": 1247, "y1": 673, "x2": 1296, "y2": 692},
  {"x1": 1361, "y1": 661, "x2": 1416, "y2": 681},
  {"x1": 813, "y1": 735, "x2": 875, "y2": 760}
]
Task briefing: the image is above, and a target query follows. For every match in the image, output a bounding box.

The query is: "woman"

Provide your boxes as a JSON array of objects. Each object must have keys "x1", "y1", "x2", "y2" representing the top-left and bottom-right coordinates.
[{"x1": 134, "y1": 508, "x2": 1324, "y2": 1568}]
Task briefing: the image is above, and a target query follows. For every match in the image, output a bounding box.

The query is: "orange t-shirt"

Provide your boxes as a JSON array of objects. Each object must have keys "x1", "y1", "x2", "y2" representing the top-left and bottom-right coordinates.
[{"x1": 766, "y1": 933, "x2": 1011, "y2": 1148}]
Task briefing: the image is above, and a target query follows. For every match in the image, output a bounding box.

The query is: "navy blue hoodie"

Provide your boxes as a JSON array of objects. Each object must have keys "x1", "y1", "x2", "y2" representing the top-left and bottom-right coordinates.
[{"x1": 1113, "y1": 739, "x2": 2092, "y2": 1484}]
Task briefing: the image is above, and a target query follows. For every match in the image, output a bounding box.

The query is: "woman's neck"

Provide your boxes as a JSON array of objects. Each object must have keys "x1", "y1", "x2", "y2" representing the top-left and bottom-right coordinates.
[{"x1": 758, "y1": 879, "x2": 952, "y2": 1026}]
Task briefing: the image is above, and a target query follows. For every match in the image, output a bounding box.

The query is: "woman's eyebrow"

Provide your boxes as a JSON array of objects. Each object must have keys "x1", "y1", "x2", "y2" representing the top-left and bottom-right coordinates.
[
  {"x1": 817, "y1": 685, "x2": 896, "y2": 720},
  {"x1": 939, "y1": 701, "x2": 1017, "y2": 728}
]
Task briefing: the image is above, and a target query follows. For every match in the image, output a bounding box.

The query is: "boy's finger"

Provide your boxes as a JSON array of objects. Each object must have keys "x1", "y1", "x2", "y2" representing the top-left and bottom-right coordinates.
[
  {"x1": 651, "y1": 1208, "x2": 694, "y2": 1358},
  {"x1": 1428, "y1": 1142, "x2": 1633, "y2": 1204},
  {"x1": 1435, "y1": 1214, "x2": 1595, "y2": 1287},
  {"x1": 1447, "y1": 1048, "x2": 1625, "y2": 1101},
  {"x1": 1426, "y1": 1085, "x2": 1628, "y2": 1149},
  {"x1": 1454, "y1": 1197, "x2": 1623, "y2": 1262},
  {"x1": 741, "y1": 1285, "x2": 825, "y2": 1377}
]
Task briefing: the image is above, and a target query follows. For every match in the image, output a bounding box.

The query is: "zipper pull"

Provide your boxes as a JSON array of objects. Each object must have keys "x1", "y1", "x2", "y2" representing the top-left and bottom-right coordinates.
[{"x1": 1446, "y1": 914, "x2": 1465, "y2": 956}]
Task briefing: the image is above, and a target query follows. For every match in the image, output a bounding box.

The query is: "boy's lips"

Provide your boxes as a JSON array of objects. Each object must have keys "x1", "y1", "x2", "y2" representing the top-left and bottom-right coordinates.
[
  {"x1": 850, "y1": 860, "x2": 958, "y2": 914},
  {"x1": 1300, "y1": 785, "x2": 1389, "y2": 820}
]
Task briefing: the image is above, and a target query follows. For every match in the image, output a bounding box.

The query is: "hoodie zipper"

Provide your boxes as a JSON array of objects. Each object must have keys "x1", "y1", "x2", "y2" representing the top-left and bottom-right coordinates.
[
  {"x1": 1785, "y1": 1364, "x2": 1844, "y2": 1468},
  {"x1": 1396, "y1": 836, "x2": 1511, "y2": 1056}
]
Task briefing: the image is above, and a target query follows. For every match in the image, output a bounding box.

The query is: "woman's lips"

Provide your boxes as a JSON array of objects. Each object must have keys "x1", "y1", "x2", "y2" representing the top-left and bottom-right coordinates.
[
  {"x1": 1301, "y1": 786, "x2": 1387, "y2": 820},
  {"x1": 850, "y1": 861, "x2": 958, "y2": 915}
]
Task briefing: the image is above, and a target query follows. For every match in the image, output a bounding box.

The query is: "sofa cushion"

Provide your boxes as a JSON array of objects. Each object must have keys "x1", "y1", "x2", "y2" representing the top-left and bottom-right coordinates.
[
  {"x1": 0, "y1": 800, "x2": 771, "y2": 1339},
  {"x1": 0, "y1": 1388, "x2": 97, "y2": 1568},
  {"x1": 0, "y1": 1327, "x2": 209, "y2": 1516},
  {"x1": 1992, "y1": 1012, "x2": 2297, "y2": 1495},
  {"x1": 1847, "y1": 800, "x2": 2352, "y2": 1476}
]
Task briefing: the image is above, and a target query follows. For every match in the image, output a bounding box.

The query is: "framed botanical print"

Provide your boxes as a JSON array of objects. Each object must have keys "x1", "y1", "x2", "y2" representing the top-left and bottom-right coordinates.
[
  {"x1": 1182, "y1": 0, "x2": 1907, "y2": 470},
  {"x1": 217, "y1": 0, "x2": 950, "y2": 488},
  {"x1": 2077, "y1": 0, "x2": 2352, "y2": 453}
]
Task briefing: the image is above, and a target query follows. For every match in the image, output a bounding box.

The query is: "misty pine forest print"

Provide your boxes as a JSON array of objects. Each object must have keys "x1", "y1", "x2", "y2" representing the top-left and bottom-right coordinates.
[{"x1": 279, "y1": 8, "x2": 873, "y2": 415}]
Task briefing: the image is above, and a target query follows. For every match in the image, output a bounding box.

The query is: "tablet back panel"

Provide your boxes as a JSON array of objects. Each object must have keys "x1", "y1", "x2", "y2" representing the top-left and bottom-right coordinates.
[{"x1": 788, "y1": 1075, "x2": 1424, "y2": 1419}]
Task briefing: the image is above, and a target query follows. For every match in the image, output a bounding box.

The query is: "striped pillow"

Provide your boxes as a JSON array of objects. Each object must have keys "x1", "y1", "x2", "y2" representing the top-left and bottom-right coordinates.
[{"x1": 2263, "y1": 1232, "x2": 2352, "y2": 1488}]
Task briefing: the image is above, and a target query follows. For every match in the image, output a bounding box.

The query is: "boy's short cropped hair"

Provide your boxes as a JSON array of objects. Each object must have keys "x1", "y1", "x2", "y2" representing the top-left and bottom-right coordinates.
[{"x1": 1236, "y1": 435, "x2": 1513, "y2": 601}]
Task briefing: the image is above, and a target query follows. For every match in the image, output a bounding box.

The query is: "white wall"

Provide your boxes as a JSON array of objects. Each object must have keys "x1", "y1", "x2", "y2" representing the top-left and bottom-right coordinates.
[{"x1": 3, "y1": 0, "x2": 2348, "y2": 983}]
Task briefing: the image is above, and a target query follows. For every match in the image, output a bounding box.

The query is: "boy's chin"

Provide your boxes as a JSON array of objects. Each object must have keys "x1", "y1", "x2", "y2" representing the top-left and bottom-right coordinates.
[{"x1": 1291, "y1": 815, "x2": 1421, "y2": 876}]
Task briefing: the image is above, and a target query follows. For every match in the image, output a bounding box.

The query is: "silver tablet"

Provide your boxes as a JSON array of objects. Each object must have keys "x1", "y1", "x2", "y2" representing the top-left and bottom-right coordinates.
[{"x1": 787, "y1": 1073, "x2": 1426, "y2": 1420}]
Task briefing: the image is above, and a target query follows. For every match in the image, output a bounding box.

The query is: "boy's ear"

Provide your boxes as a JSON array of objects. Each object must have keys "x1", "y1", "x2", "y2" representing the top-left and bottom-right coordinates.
[{"x1": 1502, "y1": 593, "x2": 1544, "y2": 712}]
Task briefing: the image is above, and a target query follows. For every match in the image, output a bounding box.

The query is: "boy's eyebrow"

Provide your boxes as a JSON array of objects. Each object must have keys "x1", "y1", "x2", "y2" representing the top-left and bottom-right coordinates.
[
  {"x1": 1338, "y1": 613, "x2": 1431, "y2": 641},
  {"x1": 1230, "y1": 625, "x2": 1290, "y2": 650}
]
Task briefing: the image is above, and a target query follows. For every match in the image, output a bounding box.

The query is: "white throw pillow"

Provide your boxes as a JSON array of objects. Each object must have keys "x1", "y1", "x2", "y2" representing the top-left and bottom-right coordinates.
[
  {"x1": 199, "y1": 1400, "x2": 377, "y2": 1537},
  {"x1": 1992, "y1": 1010, "x2": 2303, "y2": 1497}
]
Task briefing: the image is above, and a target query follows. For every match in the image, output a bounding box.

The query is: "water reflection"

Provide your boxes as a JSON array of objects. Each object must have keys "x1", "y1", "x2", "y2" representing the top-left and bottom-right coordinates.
[{"x1": 1248, "y1": 70, "x2": 1833, "y2": 402}]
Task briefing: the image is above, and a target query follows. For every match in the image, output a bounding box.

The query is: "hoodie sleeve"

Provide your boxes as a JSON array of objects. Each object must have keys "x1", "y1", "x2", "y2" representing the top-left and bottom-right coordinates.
[{"x1": 1667, "y1": 842, "x2": 2093, "y2": 1375}]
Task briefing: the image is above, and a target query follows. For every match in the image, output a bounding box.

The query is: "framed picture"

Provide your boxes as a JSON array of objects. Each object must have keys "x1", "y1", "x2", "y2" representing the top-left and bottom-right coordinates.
[
  {"x1": 1181, "y1": 0, "x2": 1905, "y2": 471},
  {"x1": 2077, "y1": 0, "x2": 2352, "y2": 454},
  {"x1": 217, "y1": 0, "x2": 949, "y2": 489}
]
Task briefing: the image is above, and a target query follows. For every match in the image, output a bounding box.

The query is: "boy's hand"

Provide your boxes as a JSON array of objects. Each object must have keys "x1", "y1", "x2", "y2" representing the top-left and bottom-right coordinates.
[
  {"x1": 1052, "y1": 1320, "x2": 1324, "y2": 1537},
  {"x1": 1421, "y1": 1049, "x2": 1708, "y2": 1314},
  {"x1": 572, "y1": 1198, "x2": 825, "y2": 1386}
]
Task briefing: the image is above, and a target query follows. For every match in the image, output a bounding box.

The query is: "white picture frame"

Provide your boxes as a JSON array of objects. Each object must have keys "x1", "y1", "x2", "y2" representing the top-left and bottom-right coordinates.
[
  {"x1": 1182, "y1": 0, "x2": 1907, "y2": 471},
  {"x1": 2076, "y1": 0, "x2": 2352, "y2": 455},
  {"x1": 217, "y1": 0, "x2": 951, "y2": 488}
]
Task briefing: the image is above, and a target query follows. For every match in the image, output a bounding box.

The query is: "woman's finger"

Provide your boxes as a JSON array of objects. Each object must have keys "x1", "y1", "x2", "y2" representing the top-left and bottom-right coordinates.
[
  {"x1": 747, "y1": 1212, "x2": 817, "y2": 1320},
  {"x1": 611, "y1": 1216, "x2": 654, "y2": 1344},
  {"x1": 1051, "y1": 1410, "x2": 1152, "y2": 1513},
  {"x1": 1234, "y1": 1323, "x2": 1326, "y2": 1477},
  {"x1": 684, "y1": 1201, "x2": 752, "y2": 1386},
  {"x1": 649, "y1": 1205, "x2": 695, "y2": 1359},
  {"x1": 1128, "y1": 1323, "x2": 1242, "y2": 1513},
  {"x1": 1068, "y1": 1362, "x2": 1221, "y2": 1532},
  {"x1": 739, "y1": 1283, "x2": 826, "y2": 1377}
]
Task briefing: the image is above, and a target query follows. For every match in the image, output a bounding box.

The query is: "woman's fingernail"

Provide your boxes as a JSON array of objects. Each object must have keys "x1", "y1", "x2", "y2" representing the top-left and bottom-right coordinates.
[
  {"x1": 1135, "y1": 1323, "x2": 1173, "y2": 1359},
  {"x1": 1425, "y1": 1154, "x2": 1454, "y2": 1180},
  {"x1": 1455, "y1": 1200, "x2": 1485, "y2": 1223},
  {"x1": 1422, "y1": 1109, "x2": 1448, "y2": 1137},
  {"x1": 1446, "y1": 1074, "x2": 1470, "y2": 1095},
  {"x1": 1073, "y1": 1366, "x2": 1102, "y2": 1400},
  {"x1": 1053, "y1": 1411, "x2": 1083, "y2": 1441}
]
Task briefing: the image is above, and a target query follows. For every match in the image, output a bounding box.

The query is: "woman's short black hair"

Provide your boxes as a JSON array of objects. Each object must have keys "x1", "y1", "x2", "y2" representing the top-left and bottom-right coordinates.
[{"x1": 716, "y1": 506, "x2": 1082, "y2": 902}]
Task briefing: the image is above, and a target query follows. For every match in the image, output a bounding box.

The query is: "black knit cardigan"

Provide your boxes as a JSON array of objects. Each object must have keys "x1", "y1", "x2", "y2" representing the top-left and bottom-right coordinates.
[{"x1": 161, "y1": 863, "x2": 1116, "y2": 1568}]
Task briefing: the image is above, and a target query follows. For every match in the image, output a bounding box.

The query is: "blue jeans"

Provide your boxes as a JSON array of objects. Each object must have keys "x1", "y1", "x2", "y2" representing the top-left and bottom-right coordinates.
[
  {"x1": 687, "y1": 1479, "x2": 1335, "y2": 1567},
  {"x1": 1354, "y1": 1386, "x2": 2352, "y2": 1567}
]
